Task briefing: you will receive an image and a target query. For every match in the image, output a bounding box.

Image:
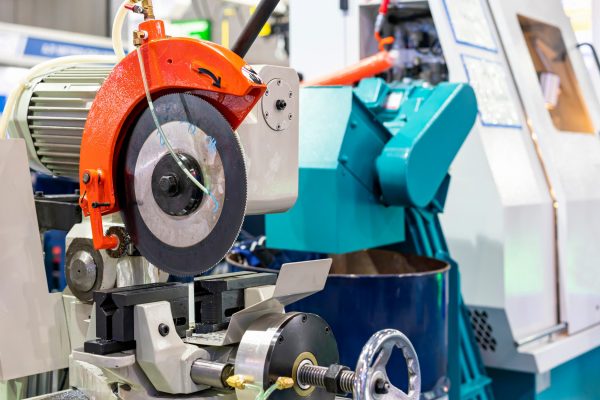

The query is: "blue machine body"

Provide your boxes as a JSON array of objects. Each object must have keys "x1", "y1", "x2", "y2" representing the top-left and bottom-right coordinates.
[
  {"x1": 266, "y1": 78, "x2": 477, "y2": 253},
  {"x1": 33, "y1": 172, "x2": 78, "y2": 292}
]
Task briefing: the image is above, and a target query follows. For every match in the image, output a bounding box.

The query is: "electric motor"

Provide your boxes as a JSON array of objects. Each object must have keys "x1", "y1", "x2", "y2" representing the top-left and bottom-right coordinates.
[{"x1": 10, "y1": 64, "x2": 112, "y2": 178}]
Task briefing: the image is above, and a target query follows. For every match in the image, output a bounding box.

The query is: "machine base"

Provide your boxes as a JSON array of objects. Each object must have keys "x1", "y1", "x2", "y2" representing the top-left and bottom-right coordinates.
[{"x1": 488, "y1": 345, "x2": 600, "y2": 399}]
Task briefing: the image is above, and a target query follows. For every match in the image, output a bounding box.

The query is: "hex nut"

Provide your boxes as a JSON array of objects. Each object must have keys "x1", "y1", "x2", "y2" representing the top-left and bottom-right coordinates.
[{"x1": 324, "y1": 364, "x2": 349, "y2": 394}]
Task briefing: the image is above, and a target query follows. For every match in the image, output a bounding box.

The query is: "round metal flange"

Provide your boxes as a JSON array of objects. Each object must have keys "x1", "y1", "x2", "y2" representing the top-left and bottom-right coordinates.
[
  {"x1": 119, "y1": 93, "x2": 247, "y2": 276},
  {"x1": 65, "y1": 238, "x2": 104, "y2": 302},
  {"x1": 262, "y1": 78, "x2": 294, "y2": 131},
  {"x1": 235, "y1": 312, "x2": 339, "y2": 400}
]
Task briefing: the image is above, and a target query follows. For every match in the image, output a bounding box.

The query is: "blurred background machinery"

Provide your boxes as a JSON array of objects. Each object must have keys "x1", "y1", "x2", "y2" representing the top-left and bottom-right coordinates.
[{"x1": 286, "y1": 0, "x2": 600, "y2": 399}]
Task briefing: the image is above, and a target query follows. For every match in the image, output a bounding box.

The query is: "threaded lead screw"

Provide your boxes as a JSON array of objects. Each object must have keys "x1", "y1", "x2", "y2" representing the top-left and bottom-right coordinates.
[{"x1": 297, "y1": 364, "x2": 382, "y2": 395}]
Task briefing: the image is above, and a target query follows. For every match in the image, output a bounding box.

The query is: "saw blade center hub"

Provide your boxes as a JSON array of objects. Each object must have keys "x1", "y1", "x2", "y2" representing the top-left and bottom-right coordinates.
[{"x1": 151, "y1": 152, "x2": 204, "y2": 217}]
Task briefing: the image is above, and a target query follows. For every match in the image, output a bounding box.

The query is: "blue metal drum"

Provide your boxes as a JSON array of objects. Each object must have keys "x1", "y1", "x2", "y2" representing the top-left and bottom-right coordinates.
[{"x1": 287, "y1": 250, "x2": 449, "y2": 394}]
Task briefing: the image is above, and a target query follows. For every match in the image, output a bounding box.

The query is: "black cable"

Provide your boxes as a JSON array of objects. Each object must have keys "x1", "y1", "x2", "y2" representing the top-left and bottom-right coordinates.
[
  {"x1": 231, "y1": 0, "x2": 280, "y2": 57},
  {"x1": 577, "y1": 42, "x2": 600, "y2": 75}
]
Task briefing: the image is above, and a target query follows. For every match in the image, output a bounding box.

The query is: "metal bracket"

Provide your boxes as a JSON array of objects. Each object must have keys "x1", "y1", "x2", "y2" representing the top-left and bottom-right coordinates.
[
  {"x1": 34, "y1": 193, "x2": 82, "y2": 232},
  {"x1": 189, "y1": 259, "x2": 332, "y2": 346}
]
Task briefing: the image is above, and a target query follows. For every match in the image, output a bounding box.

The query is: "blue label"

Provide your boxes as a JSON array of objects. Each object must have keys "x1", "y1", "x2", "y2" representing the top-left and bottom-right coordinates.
[
  {"x1": 24, "y1": 37, "x2": 114, "y2": 58},
  {"x1": 0, "y1": 95, "x2": 6, "y2": 113}
]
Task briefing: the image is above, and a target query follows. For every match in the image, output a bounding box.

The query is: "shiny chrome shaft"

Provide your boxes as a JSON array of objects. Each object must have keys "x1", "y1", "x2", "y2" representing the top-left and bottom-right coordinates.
[{"x1": 190, "y1": 359, "x2": 234, "y2": 389}]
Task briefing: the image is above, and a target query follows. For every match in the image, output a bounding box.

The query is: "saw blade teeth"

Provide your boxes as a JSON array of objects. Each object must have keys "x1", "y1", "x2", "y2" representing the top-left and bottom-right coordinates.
[
  {"x1": 178, "y1": 93, "x2": 250, "y2": 272},
  {"x1": 175, "y1": 110, "x2": 249, "y2": 278}
]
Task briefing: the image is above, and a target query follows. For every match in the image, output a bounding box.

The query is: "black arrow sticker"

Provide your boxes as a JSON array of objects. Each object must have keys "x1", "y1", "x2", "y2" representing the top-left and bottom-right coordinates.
[{"x1": 197, "y1": 68, "x2": 222, "y2": 88}]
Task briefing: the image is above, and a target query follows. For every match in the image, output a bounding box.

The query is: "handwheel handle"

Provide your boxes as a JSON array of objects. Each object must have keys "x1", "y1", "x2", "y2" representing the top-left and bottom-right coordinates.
[{"x1": 353, "y1": 329, "x2": 421, "y2": 400}]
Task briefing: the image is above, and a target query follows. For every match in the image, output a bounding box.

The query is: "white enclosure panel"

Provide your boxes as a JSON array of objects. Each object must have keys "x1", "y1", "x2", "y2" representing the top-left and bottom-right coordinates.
[
  {"x1": 503, "y1": 204, "x2": 557, "y2": 339},
  {"x1": 489, "y1": 0, "x2": 600, "y2": 333},
  {"x1": 430, "y1": 0, "x2": 558, "y2": 339},
  {"x1": 480, "y1": 130, "x2": 557, "y2": 339},
  {"x1": 0, "y1": 139, "x2": 70, "y2": 381}
]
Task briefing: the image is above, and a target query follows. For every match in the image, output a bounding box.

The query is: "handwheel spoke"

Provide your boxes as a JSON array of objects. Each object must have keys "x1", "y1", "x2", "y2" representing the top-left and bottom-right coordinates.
[
  {"x1": 373, "y1": 342, "x2": 394, "y2": 370},
  {"x1": 385, "y1": 385, "x2": 411, "y2": 400}
]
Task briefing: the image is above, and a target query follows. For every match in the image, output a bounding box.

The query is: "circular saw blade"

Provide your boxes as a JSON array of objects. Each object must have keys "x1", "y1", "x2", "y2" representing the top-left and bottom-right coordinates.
[{"x1": 119, "y1": 93, "x2": 247, "y2": 276}]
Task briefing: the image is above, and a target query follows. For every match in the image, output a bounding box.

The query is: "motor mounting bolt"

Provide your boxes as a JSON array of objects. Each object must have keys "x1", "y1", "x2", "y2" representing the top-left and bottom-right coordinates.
[
  {"x1": 158, "y1": 323, "x2": 170, "y2": 337},
  {"x1": 82, "y1": 172, "x2": 91, "y2": 184}
]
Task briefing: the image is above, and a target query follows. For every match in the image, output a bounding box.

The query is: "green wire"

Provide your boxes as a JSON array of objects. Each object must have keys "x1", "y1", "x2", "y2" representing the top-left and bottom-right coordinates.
[
  {"x1": 260, "y1": 384, "x2": 279, "y2": 400},
  {"x1": 244, "y1": 383, "x2": 280, "y2": 400}
]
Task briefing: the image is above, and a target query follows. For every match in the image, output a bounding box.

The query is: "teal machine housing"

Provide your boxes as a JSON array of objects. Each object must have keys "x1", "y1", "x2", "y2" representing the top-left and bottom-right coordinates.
[
  {"x1": 267, "y1": 78, "x2": 476, "y2": 252},
  {"x1": 266, "y1": 78, "x2": 494, "y2": 400}
]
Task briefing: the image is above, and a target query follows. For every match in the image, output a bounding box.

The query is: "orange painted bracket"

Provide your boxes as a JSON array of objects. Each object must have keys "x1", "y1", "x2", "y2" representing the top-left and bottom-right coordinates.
[
  {"x1": 80, "y1": 169, "x2": 119, "y2": 250},
  {"x1": 79, "y1": 30, "x2": 266, "y2": 250}
]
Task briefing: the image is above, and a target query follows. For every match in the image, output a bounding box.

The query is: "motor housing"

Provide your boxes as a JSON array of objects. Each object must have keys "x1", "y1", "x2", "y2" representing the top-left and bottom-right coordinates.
[{"x1": 10, "y1": 65, "x2": 112, "y2": 178}]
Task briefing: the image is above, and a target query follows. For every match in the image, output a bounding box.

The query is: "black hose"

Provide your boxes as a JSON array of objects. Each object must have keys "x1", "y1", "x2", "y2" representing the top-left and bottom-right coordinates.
[
  {"x1": 577, "y1": 42, "x2": 600, "y2": 76},
  {"x1": 231, "y1": 0, "x2": 280, "y2": 58}
]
